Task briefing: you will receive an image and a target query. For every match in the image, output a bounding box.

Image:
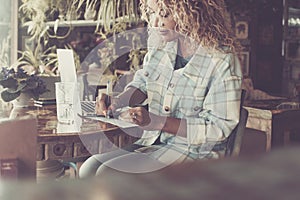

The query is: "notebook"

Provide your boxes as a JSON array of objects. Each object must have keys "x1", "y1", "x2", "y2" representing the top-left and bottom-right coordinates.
[{"x1": 56, "y1": 49, "x2": 94, "y2": 113}]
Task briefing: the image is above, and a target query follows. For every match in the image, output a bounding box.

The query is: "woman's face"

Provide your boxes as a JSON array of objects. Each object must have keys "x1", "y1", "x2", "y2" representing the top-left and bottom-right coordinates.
[{"x1": 147, "y1": 0, "x2": 179, "y2": 42}]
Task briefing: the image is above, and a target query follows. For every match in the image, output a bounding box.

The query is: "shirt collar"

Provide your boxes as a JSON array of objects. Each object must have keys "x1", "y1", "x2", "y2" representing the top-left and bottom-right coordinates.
[{"x1": 180, "y1": 45, "x2": 213, "y2": 83}]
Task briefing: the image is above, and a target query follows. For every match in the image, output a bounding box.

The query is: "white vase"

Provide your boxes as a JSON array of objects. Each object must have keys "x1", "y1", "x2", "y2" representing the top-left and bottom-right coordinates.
[
  {"x1": 9, "y1": 93, "x2": 33, "y2": 119},
  {"x1": 12, "y1": 93, "x2": 32, "y2": 108}
]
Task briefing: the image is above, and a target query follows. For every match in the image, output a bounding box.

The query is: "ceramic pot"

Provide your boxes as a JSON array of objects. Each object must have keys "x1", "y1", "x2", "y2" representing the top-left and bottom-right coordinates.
[
  {"x1": 9, "y1": 93, "x2": 32, "y2": 119},
  {"x1": 38, "y1": 76, "x2": 60, "y2": 100},
  {"x1": 12, "y1": 93, "x2": 32, "y2": 108}
]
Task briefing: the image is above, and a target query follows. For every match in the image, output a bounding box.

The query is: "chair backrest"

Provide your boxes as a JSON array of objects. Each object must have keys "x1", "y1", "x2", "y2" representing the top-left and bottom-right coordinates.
[
  {"x1": 225, "y1": 90, "x2": 249, "y2": 157},
  {"x1": 0, "y1": 117, "x2": 37, "y2": 180}
]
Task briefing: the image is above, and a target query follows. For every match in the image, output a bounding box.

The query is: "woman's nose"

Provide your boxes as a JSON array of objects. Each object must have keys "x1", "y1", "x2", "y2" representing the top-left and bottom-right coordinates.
[
  {"x1": 158, "y1": 20, "x2": 164, "y2": 27},
  {"x1": 152, "y1": 19, "x2": 164, "y2": 28},
  {"x1": 152, "y1": 17, "x2": 159, "y2": 27}
]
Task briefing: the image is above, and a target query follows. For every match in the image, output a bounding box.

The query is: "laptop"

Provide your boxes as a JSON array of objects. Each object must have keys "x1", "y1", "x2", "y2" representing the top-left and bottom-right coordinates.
[
  {"x1": 56, "y1": 49, "x2": 97, "y2": 114},
  {"x1": 81, "y1": 100, "x2": 96, "y2": 114}
]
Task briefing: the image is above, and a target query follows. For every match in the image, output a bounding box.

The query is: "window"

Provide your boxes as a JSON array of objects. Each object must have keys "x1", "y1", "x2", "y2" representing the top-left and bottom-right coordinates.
[{"x1": 0, "y1": 0, "x2": 17, "y2": 67}]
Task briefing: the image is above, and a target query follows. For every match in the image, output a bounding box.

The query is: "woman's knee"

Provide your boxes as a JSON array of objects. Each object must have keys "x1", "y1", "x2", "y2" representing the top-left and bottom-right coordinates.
[
  {"x1": 79, "y1": 148, "x2": 134, "y2": 178},
  {"x1": 79, "y1": 155, "x2": 103, "y2": 178}
]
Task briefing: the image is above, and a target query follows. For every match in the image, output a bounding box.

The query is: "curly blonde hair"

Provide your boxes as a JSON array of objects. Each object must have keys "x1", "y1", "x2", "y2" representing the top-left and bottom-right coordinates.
[{"x1": 140, "y1": 0, "x2": 241, "y2": 53}]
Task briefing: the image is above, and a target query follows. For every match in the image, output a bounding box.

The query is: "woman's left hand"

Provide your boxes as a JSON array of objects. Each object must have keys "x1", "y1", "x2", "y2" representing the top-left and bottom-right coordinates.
[{"x1": 129, "y1": 106, "x2": 165, "y2": 131}]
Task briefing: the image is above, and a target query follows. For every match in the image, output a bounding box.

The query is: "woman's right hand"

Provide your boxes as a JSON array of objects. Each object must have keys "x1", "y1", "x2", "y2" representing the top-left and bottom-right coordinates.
[
  {"x1": 95, "y1": 93, "x2": 120, "y2": 117},
  {"x1": 95, "y1": 87, "x2": 147, "y2": 117},
  {"x1": 95, "y1": 93, "x2": 109, "y2": 116}
]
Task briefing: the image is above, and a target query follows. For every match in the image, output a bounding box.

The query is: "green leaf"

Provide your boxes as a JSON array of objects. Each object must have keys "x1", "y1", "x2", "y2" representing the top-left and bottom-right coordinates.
[
  {"x1": 14, "y1": 81, "x2": 28, "y2": 92},
  {"x1": 31, "y1": 92, "x2": 39, "y2": 100},
  {"x1": 1, "y1": 90, "x2": 21, "y2": 102},
  {"x1": 24, "y1": 80, "x2": 38, "y2": 90}
]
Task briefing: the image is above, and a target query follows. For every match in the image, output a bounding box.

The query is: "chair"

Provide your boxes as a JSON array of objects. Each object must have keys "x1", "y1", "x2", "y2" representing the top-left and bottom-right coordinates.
[
  {"x1": 225, "y1": 90, "x2": 249, "y2": 157},
  {"x1": 0, "y1": 117, "x2": 37, "y2": 180},
  {"x1": 225, "y1": 108, "x2": 249, "y2": 157}
]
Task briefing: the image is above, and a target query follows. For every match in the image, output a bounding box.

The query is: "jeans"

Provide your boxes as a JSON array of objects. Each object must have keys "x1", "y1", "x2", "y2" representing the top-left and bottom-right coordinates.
[{"x1": 79, "y1": 144, "x2": 143, "y2": 178}]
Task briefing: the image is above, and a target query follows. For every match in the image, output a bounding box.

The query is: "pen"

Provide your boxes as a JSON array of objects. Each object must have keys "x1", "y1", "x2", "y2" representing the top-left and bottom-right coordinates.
[
  {"x1": 106, "y1": 110, "x2": 112, "y2": 119},
  {"x1": 106, "y1": 80, "x2": 110, "y2": 96},
  {"x1": 78, "y1": 113, "x2": 106, "y2": 118},
  {"x1": 106, "y1": 80, "x2": 112, "y2": 118}
]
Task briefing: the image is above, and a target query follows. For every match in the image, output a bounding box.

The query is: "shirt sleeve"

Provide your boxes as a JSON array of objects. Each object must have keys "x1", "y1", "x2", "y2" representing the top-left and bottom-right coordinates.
[
  {"x1": 186, "y1": 54, "x2": 242, "y2": 145},
  {"x1": 125, "y1": 51, "x2": 152, "y2": 93}
]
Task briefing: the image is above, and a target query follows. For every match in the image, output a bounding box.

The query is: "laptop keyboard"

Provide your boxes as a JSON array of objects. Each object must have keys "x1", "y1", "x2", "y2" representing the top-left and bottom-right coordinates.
[{"x1": 81, "y1": 101, "x2": 96, "y2": 113}]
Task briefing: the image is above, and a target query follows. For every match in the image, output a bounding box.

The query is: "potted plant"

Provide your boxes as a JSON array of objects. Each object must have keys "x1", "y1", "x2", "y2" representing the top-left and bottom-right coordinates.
[
  {"x1": 19, "y1": 0, "x2": 141, "y2": 41},
  {"x1": 0, "y1": 67, "x2": 48, "y2": 106},
  {"x1": 15, "y1": 42, "x2": 86, "y2": 100}
]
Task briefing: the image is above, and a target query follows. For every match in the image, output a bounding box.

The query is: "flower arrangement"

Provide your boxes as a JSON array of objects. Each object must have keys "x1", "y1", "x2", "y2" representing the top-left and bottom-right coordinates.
[{"x1": 0, "y1": 67, "x2": 48, "y2": 102}]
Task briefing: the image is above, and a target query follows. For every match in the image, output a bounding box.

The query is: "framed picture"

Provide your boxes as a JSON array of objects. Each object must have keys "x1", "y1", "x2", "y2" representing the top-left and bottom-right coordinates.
[
  {"x1": 286, "y1": 41, "x2": 300, "y2": 61},
  {"x1": 235, "y1": 21, "x2": 249, "y2": 39},
  {"x1": 238, "y1": 51, "x2": 250, "y2": 76}
]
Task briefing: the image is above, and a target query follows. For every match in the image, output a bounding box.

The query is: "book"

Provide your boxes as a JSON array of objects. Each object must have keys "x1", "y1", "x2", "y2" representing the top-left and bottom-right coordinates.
[{"x1": 34, "y1": 99, "x2": 56, "y2": 106}]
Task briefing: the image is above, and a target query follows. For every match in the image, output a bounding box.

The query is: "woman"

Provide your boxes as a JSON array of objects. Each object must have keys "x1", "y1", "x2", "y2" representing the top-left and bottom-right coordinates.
[{"x1": 79, "y1": 0, "x2": 242, "y2": 177}]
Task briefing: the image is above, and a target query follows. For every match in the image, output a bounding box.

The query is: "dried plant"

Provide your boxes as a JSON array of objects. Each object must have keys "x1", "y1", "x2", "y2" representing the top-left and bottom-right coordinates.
[
  {"x1": 20, "y1": 0, "x2": 142, "y2": 42},
  {"x1": 84, "y1": 0, "x2": 98, "y2": 20},
  {"x1": 19, "y1": 0, "x2": 82, "y2": 43},
  {"x1": 19, "y1": 0, "x2": 49, "y2": 41},
  {"x1": 95, "y1": 0, "x2": 140, "y2": 34}
]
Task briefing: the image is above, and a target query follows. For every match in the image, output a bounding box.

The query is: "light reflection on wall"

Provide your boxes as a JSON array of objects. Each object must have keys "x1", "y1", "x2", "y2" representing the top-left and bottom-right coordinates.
[
  {"x1": 288, "y1": 17, "x2": 300, "y2": 26},
  {"x1": 288, "y1": 7, "x2": 300, "y2": 27},
  {"x1": 0, "y1": 0, "x2": 11, "y2": 67}
]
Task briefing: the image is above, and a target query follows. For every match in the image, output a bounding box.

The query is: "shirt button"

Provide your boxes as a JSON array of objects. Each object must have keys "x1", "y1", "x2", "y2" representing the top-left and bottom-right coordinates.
[
  {"x1": 144, "y1": 71, "x2": 149, "y2": 77},
  {"x1": 194, "y1": 106, "x2": 201, "y2": 111},
  {"x1": 164, "y1": 106, "x2": 170, "y2": 112},
  {"x1": 169, "y1": 83, "x2": 174, "y2": 88}
]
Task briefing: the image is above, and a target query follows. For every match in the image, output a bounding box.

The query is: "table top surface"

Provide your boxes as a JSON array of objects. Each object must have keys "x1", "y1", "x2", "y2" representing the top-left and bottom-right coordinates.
[
  {"x1": 0, "y1": 104, "x2": 141, "y2": 161},
  {"x1": 1, "y1": 105, "x2": 142, "y2": 138},
  {"x1": 244, "y1": 99, "x2": 300, "y2": 112},
  {"x1": 2, "y1": 99, "x2": 300, "y2": 136}
]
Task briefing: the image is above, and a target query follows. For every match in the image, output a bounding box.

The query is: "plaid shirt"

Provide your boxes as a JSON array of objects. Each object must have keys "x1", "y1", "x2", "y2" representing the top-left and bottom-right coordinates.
[{"x1": 127, "y1": 39, "x2": 242, "y2": 158}]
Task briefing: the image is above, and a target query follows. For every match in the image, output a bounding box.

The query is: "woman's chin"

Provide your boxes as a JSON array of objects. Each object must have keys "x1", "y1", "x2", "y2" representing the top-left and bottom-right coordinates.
[
  {"x1": 159, "y1": 32, "x2": 179, "y2": 42},
  {"x1": 161, "y1": 36, "x2": 176, "y2": 42}
]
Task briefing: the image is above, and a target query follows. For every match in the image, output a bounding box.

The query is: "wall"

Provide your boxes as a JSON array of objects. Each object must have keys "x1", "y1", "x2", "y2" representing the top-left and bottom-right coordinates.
[{"x1": 226, "y1": 0, "x2": 284, "y2": 95}]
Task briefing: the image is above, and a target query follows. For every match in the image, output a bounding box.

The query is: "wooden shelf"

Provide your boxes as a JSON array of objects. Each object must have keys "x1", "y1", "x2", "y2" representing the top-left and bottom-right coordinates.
[
  {"x1": 45, "y1": 17, "x2": 142, "y2": 28},
  {"x1": 46, "y1": 20, "x2": 100, "y2": 28}
]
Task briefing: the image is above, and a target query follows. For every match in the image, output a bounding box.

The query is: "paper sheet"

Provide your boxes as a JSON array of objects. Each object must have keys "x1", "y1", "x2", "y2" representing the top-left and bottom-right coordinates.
[
  {"x1": 87, "y1": 116, "x2": 139, "y2": 128},
  {"x1": 57, "y1": 49, "x2": 77, "y2": 82},
  {"x1": 56, "y1": 49, "x2": 82, "y2": 130}
]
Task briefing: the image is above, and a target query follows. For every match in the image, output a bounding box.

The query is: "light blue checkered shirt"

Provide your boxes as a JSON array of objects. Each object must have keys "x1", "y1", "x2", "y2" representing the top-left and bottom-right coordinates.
[{"x1": 127, "y1": 39, "x2": 242, "y2": 158}]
